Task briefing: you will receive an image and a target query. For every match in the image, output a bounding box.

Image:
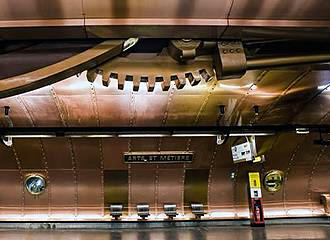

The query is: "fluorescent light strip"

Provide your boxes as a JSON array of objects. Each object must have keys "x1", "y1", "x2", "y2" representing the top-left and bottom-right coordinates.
[
  {"x1": 4, "y1": 134, "x2": 55, "y2": 138},
  {"x1": 172, "y1": 133, "x2": 217, "y2": 137},
  {"x1": 118, "y1": 134, "x2": 170, "y2": 137},
  {"x1": 229, "y1": 132, "x2": 274, "y2": 136},
  {"x1": 66, "y1": 134, "x2": 115, "y2": 138}
]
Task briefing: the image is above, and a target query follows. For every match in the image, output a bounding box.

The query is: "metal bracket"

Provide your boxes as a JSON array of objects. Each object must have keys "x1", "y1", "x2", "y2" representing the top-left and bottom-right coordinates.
[
  {"x1": 213, "y1": 41, "x2": 247, "y2": 80},
  {"x1": 321, "y1": 194, "x2": 330, "y2": 214},
  {"x1": 216, "y1": 134, "x2": 227, "y2": 145},
  {"x1": 1, "y1": 106, "x2": 13, "y2": 147},
  {"x1": 168, "y1": 39, "x2": 203, "y2": 62}
]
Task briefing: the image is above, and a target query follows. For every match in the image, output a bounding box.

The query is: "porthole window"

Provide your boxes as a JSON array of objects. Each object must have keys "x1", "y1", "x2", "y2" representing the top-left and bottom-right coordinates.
[
  {"x1": 263, "y1": 170, "x2": 284, "y2": 192},
  {"x1": 25, "y1": 174, "x2": 46, "y2": 195}
]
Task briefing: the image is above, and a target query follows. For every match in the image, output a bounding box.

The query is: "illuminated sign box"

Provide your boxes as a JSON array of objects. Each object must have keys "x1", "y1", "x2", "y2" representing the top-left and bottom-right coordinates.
[{"x1": 123, "y1": 151, "x2": 194, "y2": 163}]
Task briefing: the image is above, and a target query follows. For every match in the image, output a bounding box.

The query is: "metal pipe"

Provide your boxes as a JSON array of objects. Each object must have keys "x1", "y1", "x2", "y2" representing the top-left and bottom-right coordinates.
[{"x1": 247, "y1": 53, "x2": 330, "y2": 70}]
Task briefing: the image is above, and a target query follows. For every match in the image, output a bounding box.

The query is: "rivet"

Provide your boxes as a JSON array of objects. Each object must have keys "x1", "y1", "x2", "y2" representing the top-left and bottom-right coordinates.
[{"x1": 230, "y1": 49, "x2": 234, "y2": 53}]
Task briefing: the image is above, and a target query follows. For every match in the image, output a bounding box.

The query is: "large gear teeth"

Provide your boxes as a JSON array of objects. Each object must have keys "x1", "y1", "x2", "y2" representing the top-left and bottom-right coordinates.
[{"x1": 88, "y1": 68, "x2": 212, "y2": 91}]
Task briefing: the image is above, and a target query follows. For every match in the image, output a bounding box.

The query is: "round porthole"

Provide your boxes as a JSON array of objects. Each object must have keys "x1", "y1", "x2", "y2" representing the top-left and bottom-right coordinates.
[
  {"x1": 25, "y1": 174, "x2": 46, "y2": 195},
  {"x1": 263, "y1": 170, "x2": 284, "y2": 192}
]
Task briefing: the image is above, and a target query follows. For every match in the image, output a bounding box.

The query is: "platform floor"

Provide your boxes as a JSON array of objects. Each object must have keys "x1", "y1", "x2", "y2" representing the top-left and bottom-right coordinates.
[{"x1": 0, "y1": 224, "x2": 330, "y2": 240}]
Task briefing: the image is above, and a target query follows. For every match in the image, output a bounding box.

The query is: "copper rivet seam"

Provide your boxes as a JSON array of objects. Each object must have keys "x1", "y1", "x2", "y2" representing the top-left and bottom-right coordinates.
[
  {"x1": 39, "y1": 139, "x2": 51, "y2": 217},
  {"x1": 68, "y1": 138, "x2": 78, "y2": 218},
  {"x1": 12, "y1": 145, "x2": 25, "y2": 217}
]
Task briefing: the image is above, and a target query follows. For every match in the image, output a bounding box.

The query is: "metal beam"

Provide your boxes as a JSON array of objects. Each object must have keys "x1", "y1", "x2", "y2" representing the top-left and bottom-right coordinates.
[{"x1": 0, "y1": 125, "x2": 329, "y2": 138}]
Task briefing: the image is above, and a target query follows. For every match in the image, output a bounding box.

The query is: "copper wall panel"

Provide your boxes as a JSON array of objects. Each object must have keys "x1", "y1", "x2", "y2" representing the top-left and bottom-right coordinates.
[
  {"x1": 0, "y1": 97, "x2": 34, "y2": 127},
  {"x1": 209, "y1": 145, "x2": 235, "y2": 210},
  {"x1": 0, "y1": 134, "x2": 328, "y2": 219},
  {"x1": 184, "y1": 169, "x2": 209, "y2": 206},
  {"x1": 165, "y1": 95, "x2": 205, "y2": 126},
  {"x1": 241, "y1": 70, "x2": 306, "y2": 125},
  {"x1": 0, "y1": 171, "x2": 21, "y2": 215},
  {"x1": 295, "y1": 93, "x2": 330, "y2": 124},
  {"x1": 130, "y1": 170, "x2": 156, "y2": 212},
  {"x1": 71, "y1": 138, "x2": 101, "y2": 169},
  {"x1": 42, "y1": 138, "x2": 72, "y2": 169},
  {"x1": 48, "y1": 170, "x2": 75, "y2": 215},
  {"x1": 13, "y1": 139, "x2": 44, "y2": 169},
  {"x1": 208, "y1": 167, "x2": 235, "y2": 210},
  {"x1": 185, "y1": 137, "x2": 214, "y2": 169},
  {"x1": 130, "y1": 138, "x2": 160, "y2": 171},
  {"x1": 284, "y1": 135, "x2": 321, "y2": 202},
  {"x1": 56, "y1": 96, "x2": 98, "y2": 127},
  {"x1": 20, "y1": 95, "x2": 63, "y2": 127},
  {"x1": 0, "y1": 144, "x2": 17, "y2": 169},
  {"x1": 83, "y1": 0, "x2": 231, "y2": 19},
  {"x1": 230, "y1": 0, "x2": 330, "y2": 20},
  {"x1": 104, "y1": 170, "x2": 128, "y2": 209},
  {"x1": 134, "y1": 94, "x2": 169, "y2": 126},
  {"x1": 0, "y1": 0, "x2": 83, "y2": 20},
  {"x1": 103, "y1": 138, "x2": 129, "y2": 170},
  {"x1": 157, "y1": 169, "x2": 184, "y2": 209},
  {"x1": 262, "y1": 71, "x2": 330, "y2": 124},
  {"x1": 96, "y1": 95, "x2": 131, "y2": 126},
  {"x1": 310, "y1": 147, "x2": 330, "y2": 201},
  {"x1": 77, "y1": 170, "x2": 102, "y2": 215}
]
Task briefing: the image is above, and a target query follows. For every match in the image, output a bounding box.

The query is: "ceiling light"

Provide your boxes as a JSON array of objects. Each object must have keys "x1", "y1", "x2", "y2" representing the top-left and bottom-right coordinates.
[{"x1": 118, "y1": 133, "x2": 170, "y2": 137}]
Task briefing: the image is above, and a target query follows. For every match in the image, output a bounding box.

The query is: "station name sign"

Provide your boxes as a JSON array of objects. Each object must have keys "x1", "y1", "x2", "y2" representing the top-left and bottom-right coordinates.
[{"x1": 123, "y1": 151, "x2": 194, "y2": 163}]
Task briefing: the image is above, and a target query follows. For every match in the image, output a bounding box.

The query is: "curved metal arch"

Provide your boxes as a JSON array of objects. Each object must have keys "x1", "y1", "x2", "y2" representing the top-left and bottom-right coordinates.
[{"x1": 0, "y1": 40, "x2": 125, "y2": 99}]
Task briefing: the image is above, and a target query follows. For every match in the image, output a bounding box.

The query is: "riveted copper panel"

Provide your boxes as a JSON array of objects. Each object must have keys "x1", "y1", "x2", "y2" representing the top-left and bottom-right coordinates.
[
  {"x1": 13, "y1": 139, "x2": 44, "y2": 169},
  {"x1": 77, "y1": 170, "x2": 102, "y2": 216},
  {"x1": 83, "y1": 0, "x2": 232, "y2": 19},
  {"x1": 48, "y1": 170, "x2": 75, "y2": 215},
  {"x1": 103, "y1": 138, "x2": 129, "y2": 170},
  {"x1": 19, "y1": 95, "x2": 63, "y2": 127},
  {"x1": 96, "y1": 95, "x2": 132, "y2": 126},
  {"x1": 0, "y1": 0, "x2": 83, "y2": 20},
  {"x1": 310, "y1": 146, "x2": 330, "y2": 200},
  {"x1": 104, "y1": 170, "x2": 128, "y2": 211},
  {"x1": 42, "y1": 138, "x2": 72, "y2": 169},
  {"x1": 284, "y1": 134, "x2": 321, "y2": 203},
  {"x1": 0, "y1": 143, "x2": 16, "y2": 169},
  {"x1": 157, "y1": 169, "x2": 184, "y2": 209},
  {"x1": 185, "y1": 137, "x2": 214, "y2": 169},
  {"x1": 239, "y1": 70, "x2": 306, "y2": 125},
  {"x1": 184, "y1": 169, "x2": 209, "y2": 206},
  {"x1": 0, "y1": 97, "x2": 34, "y2": 127},
  {"x1": 0, "y1": 170, "x2": 21, "y2": 215},
  {"x1": 208, "y1": 143, "x2": 236, "y2": 211},
  {"x1": 230, "y1": 0, "x2": 330, "y2": 20},
  {"x1": 130, "y1": 138, "x2": 161, "y2": 171},
  {"x1": 71, "y1": 138, "x2": 101, "y2": 169},
  {"x1": 262, "y1": 70, "x2": 330, "y2": 124},
  {"x1": 130, "y1": 169, "x2": 156, "y2": 213},
  {"x1": 134, "y1": 94, "x2": 169, "y2": 126}
]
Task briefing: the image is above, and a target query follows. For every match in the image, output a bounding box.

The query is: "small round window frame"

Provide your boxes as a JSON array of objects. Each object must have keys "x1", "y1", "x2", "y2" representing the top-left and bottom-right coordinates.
[
  {"x1": 263, "y1": 170, "x2": 284, "y2": 193},
  {"x1": 24, "y1": 174, "x2": 47, "y2": 196}
]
